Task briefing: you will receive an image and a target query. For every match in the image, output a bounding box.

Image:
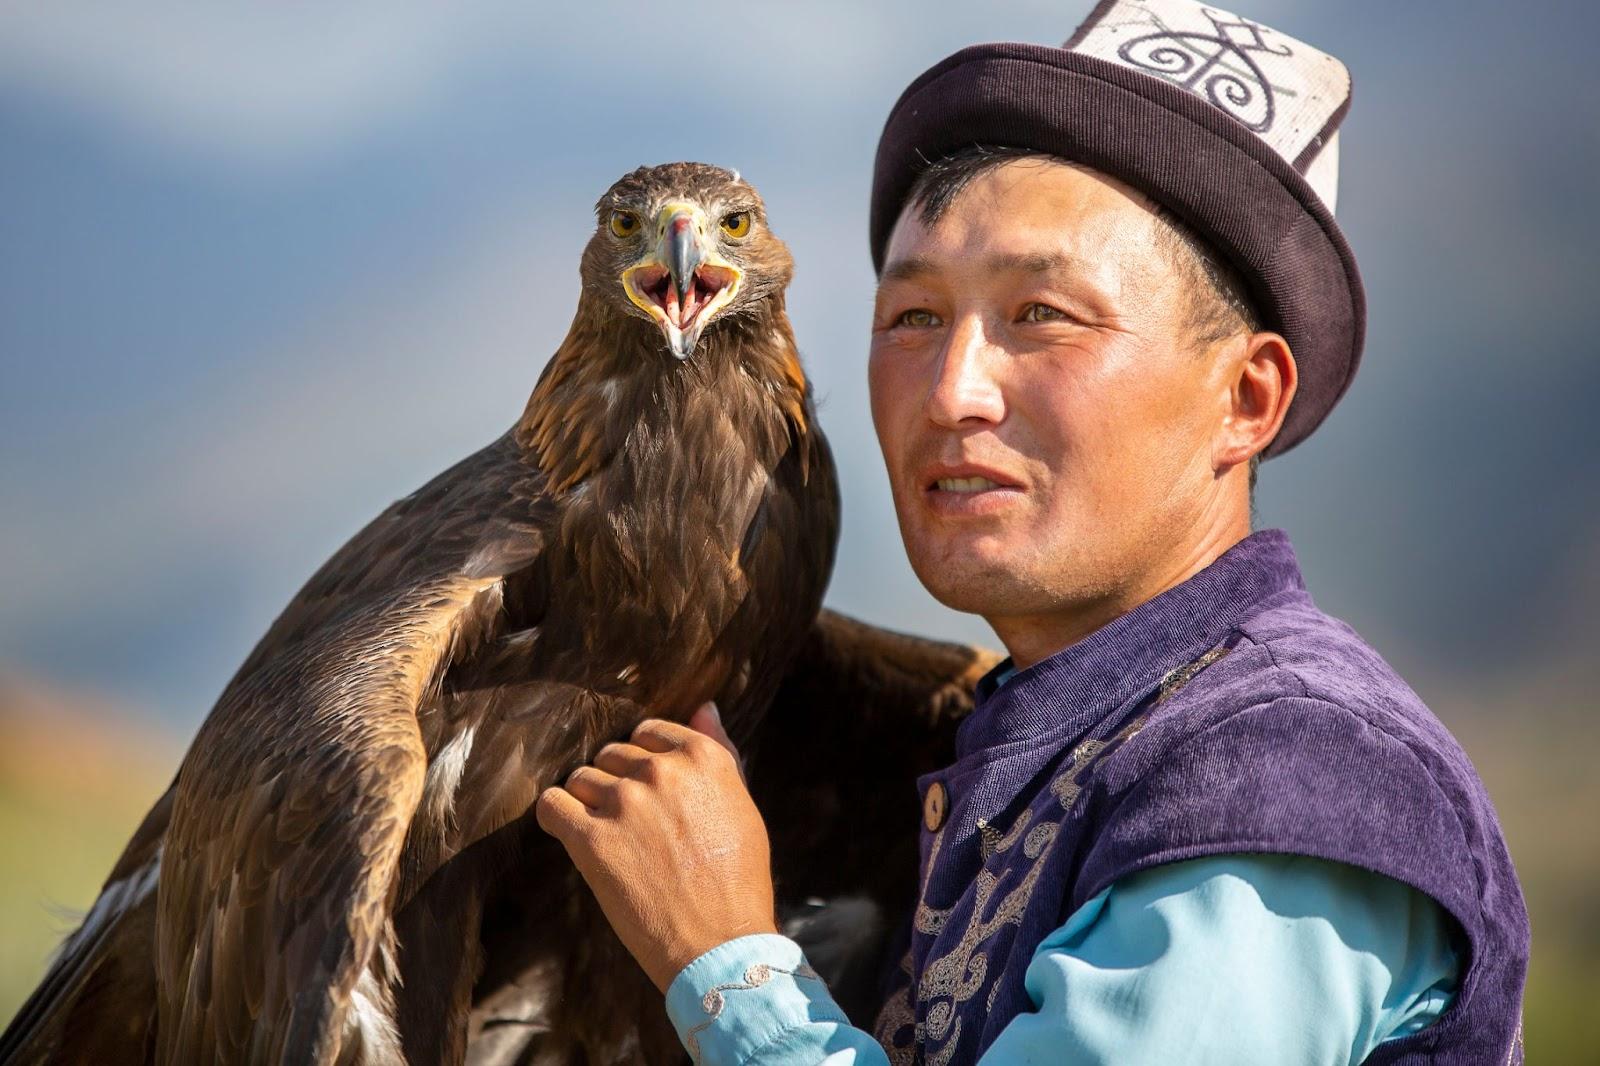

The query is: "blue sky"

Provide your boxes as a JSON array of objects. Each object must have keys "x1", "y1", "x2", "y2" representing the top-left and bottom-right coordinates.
[{"x1": 2, "y1": 0, "x2": 1596, "y2": 730}]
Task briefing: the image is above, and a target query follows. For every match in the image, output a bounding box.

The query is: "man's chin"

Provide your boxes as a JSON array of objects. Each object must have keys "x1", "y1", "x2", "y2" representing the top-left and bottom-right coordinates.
[
  {"x1": 911, "y1": 553, "x2": 1040, "y2": 617},
  {"x1": 926, "y1": 583, "x2": 1009, "y2": 617}
]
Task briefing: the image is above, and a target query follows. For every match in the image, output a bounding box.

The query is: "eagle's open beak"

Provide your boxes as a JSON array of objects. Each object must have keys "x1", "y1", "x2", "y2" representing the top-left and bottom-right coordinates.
[{"x1": 622, "y1": 204, "x2": 743, "y2": 359}]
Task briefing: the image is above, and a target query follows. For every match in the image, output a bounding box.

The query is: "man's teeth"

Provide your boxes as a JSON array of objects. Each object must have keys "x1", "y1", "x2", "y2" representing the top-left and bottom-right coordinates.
[{"x1": 936, "y1": 476, "x2": 1001, "y2": 493}]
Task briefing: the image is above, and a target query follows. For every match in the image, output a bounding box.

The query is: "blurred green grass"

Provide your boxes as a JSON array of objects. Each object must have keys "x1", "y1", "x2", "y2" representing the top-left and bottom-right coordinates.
[
  {"x1": 1452, "y1": 692, "x2": 1600, "y2": 1062},
  {"x1": 2, "y1": 671, "x2": 1595, "y2": 1059},
  {"x1": 0, "y1": 677, "x2": 175, "y2": 1019}
]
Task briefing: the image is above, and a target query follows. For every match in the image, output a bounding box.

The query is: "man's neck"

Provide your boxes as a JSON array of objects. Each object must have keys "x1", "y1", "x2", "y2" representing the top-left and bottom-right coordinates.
[{"x1": 990, "y1": 520, "x2": 1251, "y2": 671}]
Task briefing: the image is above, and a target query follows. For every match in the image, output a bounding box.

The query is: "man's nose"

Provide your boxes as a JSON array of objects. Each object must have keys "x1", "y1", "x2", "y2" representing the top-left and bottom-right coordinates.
[{"x1": 924, "y1": 313, "x2": 1005, "y2": 429}]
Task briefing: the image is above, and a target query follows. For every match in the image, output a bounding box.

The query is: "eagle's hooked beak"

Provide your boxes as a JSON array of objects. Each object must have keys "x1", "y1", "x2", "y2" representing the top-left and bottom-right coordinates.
[
  {"x1": 622, "y1": 203, "x2": 743, "y2": 360},
  {"x1": 666, "y1": 214, "x2": 700, "y2": 304}
]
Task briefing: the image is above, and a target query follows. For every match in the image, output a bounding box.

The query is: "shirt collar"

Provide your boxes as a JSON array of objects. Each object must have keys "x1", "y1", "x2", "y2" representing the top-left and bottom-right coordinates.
[{"x1": 958, "y1": 527, "x2": 1307, "y2": 758}]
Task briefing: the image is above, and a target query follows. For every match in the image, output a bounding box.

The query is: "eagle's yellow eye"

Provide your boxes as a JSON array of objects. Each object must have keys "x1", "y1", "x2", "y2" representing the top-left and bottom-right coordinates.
[
  {"x1": 610, "y1": 211, "x2": 639, "y2": 238},
  {"x1": 720, "y1": 212, "x2": 751, "y2": 239}
]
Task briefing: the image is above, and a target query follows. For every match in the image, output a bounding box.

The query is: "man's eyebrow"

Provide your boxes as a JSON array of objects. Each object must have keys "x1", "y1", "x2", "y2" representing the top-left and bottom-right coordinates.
[
  {"x1": 878, "y1": 251, "x2": 1091, "y2": 284},
  {"x1": 879, "y1": 256, "x2": 938, "y2": 284},
  {"x1": 985, "y1": 251, "x2": 1090, "y2": 276}
]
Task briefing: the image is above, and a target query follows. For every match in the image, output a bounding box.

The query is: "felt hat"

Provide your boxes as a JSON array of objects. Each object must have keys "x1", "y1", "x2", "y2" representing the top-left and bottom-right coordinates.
[{"x1": 869, "y1": 0, "x2": 1363, "y2": 457}]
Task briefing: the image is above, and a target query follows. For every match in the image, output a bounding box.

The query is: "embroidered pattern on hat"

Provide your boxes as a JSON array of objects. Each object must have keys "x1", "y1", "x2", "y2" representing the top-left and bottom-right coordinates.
[
  {"x1": 1113, "y1": 7, "x2": 1291, "y2": 132},
  {"x1": 1066, "y1": 0, "x2": 1349, "y2": 208}
]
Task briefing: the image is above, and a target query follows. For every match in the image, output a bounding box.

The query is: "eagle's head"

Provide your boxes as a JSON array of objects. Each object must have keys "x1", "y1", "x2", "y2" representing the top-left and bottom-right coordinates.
[{"x1": 583, "y1": 162, "x2": 793, "y2": 360}]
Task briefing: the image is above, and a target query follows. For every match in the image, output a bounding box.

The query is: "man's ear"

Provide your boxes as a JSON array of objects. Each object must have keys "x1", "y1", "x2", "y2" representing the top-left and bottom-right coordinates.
[{"x1": 1214, "y1": 331, "x2": 1297, "y2": 472}]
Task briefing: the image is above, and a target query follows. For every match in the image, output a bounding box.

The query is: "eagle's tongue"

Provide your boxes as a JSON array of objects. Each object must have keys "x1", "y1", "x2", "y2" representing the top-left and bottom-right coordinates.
[{"x1": 670, "y1": 278, "x2": 704, "y2": 327}]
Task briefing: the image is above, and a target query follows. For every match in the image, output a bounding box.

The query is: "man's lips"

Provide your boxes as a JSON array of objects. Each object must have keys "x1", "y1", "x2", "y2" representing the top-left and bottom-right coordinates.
[
  {"x1": 920, "y1": 463, "x2": 1025, "y2": 515},
  {"x1": 934, "y1": 475, "x2": 1004, "y2": 493},
  {"x1": 922, "y1": 464, "x2": 1024, "y2": 494}
]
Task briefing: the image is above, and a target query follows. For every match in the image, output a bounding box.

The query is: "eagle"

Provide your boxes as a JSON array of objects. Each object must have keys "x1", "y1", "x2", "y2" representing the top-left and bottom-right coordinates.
[{"x1": 1, "y1": 163, "x2": 996, "y2": 1065}]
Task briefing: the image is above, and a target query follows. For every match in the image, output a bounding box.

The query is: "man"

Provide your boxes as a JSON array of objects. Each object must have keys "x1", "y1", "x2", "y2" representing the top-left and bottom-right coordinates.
[{"x1": 535, "y1": 2, "x2": 1530, "y2": 1062}]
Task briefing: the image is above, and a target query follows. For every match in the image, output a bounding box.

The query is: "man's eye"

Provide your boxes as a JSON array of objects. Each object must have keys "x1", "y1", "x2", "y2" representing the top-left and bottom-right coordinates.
[
  {"x1": 896, "y1": 309, "x2": 941, "y2": 328},
  {"x1": 1020, "y1": 302, "x2": 1067, "y2": 323}
]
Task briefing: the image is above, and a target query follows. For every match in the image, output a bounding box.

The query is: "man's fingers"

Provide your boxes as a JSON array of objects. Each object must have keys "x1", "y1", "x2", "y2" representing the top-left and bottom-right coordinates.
[
  {"x1": 688, "y1": 702, "x2": 739, "y2": 759},
  {"x1": 688, "y1": 701, "x2": 736, "y2": 752},
  {"x1": 688, "y1": 702, "x2": 746, "y2": 782},
  {"x1": 535, "y1": 786, "x2": 590, "y2": 841},
  {"x1": 563, "y1": 765, "x2": 619, "y2": 808},
  {"x1": 632, "y1": 718, "x2": 696, "y2": 752},
  {"x1": 592, "y1": 742, "x2": 653, "y2": 778}
]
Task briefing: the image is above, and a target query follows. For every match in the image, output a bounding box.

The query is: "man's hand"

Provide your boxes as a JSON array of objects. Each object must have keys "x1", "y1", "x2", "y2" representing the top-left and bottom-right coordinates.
[{"x1": 535, "y1": 703, "x2": 779, "y2": 992}]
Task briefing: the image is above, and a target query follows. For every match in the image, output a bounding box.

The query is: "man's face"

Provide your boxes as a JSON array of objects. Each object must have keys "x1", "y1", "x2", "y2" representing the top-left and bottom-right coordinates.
[{"x1": 869, "y1": 158, "x2": 1233, "y2": 628}]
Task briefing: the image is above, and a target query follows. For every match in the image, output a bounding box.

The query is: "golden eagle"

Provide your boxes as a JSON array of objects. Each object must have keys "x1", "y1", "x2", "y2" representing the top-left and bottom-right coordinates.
[{"x1": 1, "y1": 163, "x2": 995, "y2": 1065}]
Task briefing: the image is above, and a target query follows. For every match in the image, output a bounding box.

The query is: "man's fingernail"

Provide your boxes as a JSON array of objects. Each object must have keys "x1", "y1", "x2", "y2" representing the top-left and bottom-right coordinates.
[{"x1": 705, "y1": 701, "x2": 721, "y2": 722}]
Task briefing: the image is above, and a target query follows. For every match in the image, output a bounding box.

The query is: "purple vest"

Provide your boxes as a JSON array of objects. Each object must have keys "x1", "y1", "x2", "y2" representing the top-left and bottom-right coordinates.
[{"x1": 872, "y1": 529, "x2": 1528, "y2": 1064}]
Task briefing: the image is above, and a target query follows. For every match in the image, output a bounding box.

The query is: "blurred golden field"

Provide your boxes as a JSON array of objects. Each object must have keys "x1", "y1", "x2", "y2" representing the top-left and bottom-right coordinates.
[{"x1": 2, "y1": 664, "x2": 1596, "y2": 1058}]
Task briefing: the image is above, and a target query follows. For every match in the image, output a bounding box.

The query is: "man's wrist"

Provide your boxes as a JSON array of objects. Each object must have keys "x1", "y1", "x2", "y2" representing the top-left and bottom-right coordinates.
[{"x1": 647, "y1": 916, "x2": 781, "y2": 993}]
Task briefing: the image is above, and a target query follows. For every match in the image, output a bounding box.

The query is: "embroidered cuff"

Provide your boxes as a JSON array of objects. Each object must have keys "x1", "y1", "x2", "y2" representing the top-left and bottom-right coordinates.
[{"x1": 665, "y1": 933, "x2": 847, "y2": 1065}]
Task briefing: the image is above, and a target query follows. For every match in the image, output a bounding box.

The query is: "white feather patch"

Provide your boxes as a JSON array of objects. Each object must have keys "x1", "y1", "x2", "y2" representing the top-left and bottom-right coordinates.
[
  {"x1": 346, "y1": 965, "x2": 405, "y2": 1065},
  {"x1": 52, "y1": 844, "x2": 162, "y2": 964},
  {"x1": 423, "y1": 724, "x2": 476, "y2": 829}
]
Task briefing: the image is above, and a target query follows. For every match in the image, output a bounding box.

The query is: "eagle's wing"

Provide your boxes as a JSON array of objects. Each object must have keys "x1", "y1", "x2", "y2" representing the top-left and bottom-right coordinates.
[
  {"x1": 748, "y1": 609, "x2": 1000, "y2": 1022},
  {"x1": 462, "y1": 608, "x2": 999, "y2": 1064},
  {"x1": 155, "y1": 437, "x2": 549, "y2": 1066},
  {"x1": 752, "y1": 608, "x2": 999, "y2": 901}
]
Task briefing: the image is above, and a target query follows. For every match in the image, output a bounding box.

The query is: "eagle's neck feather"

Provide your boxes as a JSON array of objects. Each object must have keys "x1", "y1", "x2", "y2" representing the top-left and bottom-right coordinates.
[
  {"x1": 504, "y1": 292, "x2": 822, "y2": 709},
  {"x1": 515, "y1": 294, "x2": 809, "y2": 495}
]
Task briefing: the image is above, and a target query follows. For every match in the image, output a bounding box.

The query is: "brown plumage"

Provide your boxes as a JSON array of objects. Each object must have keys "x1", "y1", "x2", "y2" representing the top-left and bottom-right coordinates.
[{"x1": 1, "y1": 163, "x2": 997, "y2": 1066}]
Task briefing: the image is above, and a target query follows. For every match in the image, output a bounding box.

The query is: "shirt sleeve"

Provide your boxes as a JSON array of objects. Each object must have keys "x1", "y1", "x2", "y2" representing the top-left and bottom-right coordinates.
[
  {"x1": 664, "y1": 933, "x2": 889, "y2": 1065},
  {"x1": 989, "y1": 853, "x2": 1462, "y2": 1065},
  {"x1": 664, "y1": 854, "x2": 1460, "y2": 1065}
]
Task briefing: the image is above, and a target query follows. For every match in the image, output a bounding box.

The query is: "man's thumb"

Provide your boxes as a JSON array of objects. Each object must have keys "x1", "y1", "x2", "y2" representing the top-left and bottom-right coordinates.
[{"x1": 689, "y1": 702, "x2": 744, "y2": 777}]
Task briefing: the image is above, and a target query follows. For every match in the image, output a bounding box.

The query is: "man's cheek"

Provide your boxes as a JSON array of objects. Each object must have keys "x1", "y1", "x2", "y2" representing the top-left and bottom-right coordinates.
[
  {"x1": 867, "y1": 374, "x2": 912, "y2": 490},
  {"x1": 865, "y1": 346, "x2": 892, "y2": 426}
]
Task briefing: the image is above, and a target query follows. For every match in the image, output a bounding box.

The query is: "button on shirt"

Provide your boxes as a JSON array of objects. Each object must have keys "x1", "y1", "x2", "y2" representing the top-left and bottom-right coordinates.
[{"x1": 922, "y1": 781, "x2": 948, "y2": 832}]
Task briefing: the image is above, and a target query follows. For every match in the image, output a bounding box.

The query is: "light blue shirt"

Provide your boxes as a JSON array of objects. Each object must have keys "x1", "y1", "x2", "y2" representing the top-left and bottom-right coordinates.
[{"x1": 665, "y1": 853, "x2": 1460, "y2": 1064}]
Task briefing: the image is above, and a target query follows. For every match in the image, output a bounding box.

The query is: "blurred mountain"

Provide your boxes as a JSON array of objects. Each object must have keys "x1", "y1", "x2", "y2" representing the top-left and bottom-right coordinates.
[{"x1": 3, "y1": 0, "x2": 1598, "y2": 725}]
